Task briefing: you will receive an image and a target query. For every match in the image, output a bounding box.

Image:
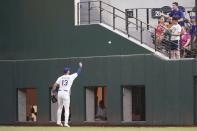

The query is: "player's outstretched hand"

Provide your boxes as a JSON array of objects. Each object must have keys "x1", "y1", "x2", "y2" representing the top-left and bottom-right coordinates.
[{"x1": 79, "y1": 62, "x2": 83, "y2": 68}]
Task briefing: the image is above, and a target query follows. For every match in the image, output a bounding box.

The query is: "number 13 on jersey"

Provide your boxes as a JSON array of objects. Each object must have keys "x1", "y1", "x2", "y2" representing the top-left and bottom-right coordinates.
[{"x1": 62, "y1": 79, "x2": 68, "y2": 86}]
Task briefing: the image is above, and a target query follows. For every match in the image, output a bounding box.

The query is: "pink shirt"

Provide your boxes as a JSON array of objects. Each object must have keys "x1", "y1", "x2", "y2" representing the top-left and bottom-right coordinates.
[
  {"x1": 156, "y1": 24, "x2": 165, "y2": 36},
  {"x1": 181, "y1": 33, "x2": 191, "y2": 46}
]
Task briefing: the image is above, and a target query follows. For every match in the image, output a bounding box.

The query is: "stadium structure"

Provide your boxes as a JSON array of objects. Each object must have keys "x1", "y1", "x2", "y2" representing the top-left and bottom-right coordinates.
[{"x1": 0, "y1": 0, "x2": 197, "y2": 126}]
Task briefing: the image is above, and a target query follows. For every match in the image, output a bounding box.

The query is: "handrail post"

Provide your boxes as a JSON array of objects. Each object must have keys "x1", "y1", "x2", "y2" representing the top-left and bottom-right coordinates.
[
  {"x1": 99, "y1": 1, "x2": 102, "y2": 23},
  {"x1": 140, "y1": 21, "x2": 143, "y2": 44},
  {"x1": 146, "y1": 8, "x2": 149, "y2": 30},
  {"x1": 88, "y1": 1, "x2": 91, "y2": 24},
  {"x1": 113, "y1": 7, "x2": 115, "y2": 30},
  {"x1": 136, "y1": 9, "x2": 138, "y2": 30},
  {"x1": 195, "y1": 42, "x2": 197, "y2": 58},
  {"x1": 169, "y1": 34, "x2": 172, "y2": 59},
  {"x1": 77, "y1": 2, "x2": 80, "y2": 25},
  {"x1": 169, "y1": 48, "x2": 171, "y2": 59},
  {"x1": 196, "y1": 47, "x2": 197, "y2": 58},
  {"x1": 125, "y1": 10, "x2": 129, "y2": 36},
  {"x1": 154, "y1": 28, "x2": 157, "y2": 51},
  {"x1": 196, "y1": 0, "x2": 197, "y2": 58}
]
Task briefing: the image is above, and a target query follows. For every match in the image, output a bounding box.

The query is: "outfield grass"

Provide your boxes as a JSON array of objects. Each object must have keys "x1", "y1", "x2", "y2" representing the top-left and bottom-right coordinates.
[{"x1": 0, "y1": 127, "x2": 197, "y2": 131}]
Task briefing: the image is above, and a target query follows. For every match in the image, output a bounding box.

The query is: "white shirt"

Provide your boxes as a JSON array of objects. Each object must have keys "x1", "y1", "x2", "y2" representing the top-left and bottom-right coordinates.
[
  {"x1": 56, "y1": 73, "x2": 78, "y2": 93},
  {"x1": 170, "y1": 24, "x2": 181, "y2": 41}
]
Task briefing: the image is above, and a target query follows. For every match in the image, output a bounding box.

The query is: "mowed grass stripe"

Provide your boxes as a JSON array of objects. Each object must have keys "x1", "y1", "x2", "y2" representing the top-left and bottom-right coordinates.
[{"x1": 0, "y1": 127, "x2": 197, "y2": 131}]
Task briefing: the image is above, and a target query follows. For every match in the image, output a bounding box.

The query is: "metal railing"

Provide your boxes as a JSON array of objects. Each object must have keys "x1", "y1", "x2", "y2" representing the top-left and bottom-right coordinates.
[
  {"x1": 77, "y1": 1, "x2": 196, "y2": 59},
  {"x1": 125, "y1": 7, "x2": 194, "y2": 27}
]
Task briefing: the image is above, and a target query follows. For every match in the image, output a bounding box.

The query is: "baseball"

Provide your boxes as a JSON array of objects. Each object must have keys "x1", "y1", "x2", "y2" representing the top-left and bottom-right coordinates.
[
  {"x1": 108, "y1": 41, "x2": 112, "y2": 44},
  {"x1": 79, "y1": 62, "x2": 82, "y2": 67}
]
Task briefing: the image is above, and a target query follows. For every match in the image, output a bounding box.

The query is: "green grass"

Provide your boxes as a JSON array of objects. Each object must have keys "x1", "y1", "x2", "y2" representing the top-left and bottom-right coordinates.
[{"x1": 0, "y1": 127, "x2": 197, "y2": 131}]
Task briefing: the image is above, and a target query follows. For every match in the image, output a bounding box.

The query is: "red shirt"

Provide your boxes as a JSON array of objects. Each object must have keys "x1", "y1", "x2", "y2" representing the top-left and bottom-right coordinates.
[{"x1": 156, "y1": 24, "x2": 165, "y2": 36}]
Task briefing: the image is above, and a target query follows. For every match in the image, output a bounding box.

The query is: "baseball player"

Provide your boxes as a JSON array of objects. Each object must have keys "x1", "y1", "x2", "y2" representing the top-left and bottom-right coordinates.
[{"x1": 51, "y1": 62, "x2": 83, "y2": 127}]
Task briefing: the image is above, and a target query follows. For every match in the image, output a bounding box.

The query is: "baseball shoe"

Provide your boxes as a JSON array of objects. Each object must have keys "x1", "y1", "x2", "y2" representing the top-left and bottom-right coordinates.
[
  {"x1": 64, "y1": 124, "x2": 70, "y2": 127},
  {"x1": 57, "y1": 123, "x2": 63, "y2": 127}
]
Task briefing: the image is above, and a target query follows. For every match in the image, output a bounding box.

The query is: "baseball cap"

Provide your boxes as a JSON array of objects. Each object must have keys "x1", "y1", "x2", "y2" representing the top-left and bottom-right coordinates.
[{"x1": 64, "y1": 67, "x2": 70, "y2": 73}]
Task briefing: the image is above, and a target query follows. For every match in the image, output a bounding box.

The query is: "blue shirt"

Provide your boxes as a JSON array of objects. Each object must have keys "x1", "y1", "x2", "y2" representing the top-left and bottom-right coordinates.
[
  {"x1": 169, "y1": 10, "x2": 184, "y2": 26},
  {"x1": 190, "y1": 25, "x2": 196, "y2": 37}
]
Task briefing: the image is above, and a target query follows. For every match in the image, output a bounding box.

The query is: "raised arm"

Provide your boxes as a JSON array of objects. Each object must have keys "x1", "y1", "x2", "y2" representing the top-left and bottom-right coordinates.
[{"x1": 161, "y1": 12, "x2": 170, "y2": 19}]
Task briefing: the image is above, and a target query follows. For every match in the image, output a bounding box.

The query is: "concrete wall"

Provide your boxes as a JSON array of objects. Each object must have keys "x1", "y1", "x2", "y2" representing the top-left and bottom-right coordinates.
[
  {"x1": 0, "y1": 54, "x2": 196, "y2": 125},
  {"x1": 0, "y1": 0, "x2": 149, "y2": 60}
]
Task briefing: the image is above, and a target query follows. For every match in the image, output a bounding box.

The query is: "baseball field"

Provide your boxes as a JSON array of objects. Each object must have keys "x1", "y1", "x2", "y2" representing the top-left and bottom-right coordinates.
[{"x1": 0, "y1": 127, "x2": 197, "y2": 131}]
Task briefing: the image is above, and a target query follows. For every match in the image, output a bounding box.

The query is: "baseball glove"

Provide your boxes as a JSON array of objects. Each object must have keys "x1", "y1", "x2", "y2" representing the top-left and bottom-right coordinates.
[{"x1": 51, "y1": 95, "x2": 57, "y2": 103}]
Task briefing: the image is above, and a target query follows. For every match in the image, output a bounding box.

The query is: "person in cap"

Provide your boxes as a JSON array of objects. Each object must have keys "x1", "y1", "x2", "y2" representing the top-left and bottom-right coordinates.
[
  {"x1": 51, "y1": 62, "x2": 83, "y2": 127},
  {"x1": 169, "y1": 17, "x2": 182, "y2": 59}
]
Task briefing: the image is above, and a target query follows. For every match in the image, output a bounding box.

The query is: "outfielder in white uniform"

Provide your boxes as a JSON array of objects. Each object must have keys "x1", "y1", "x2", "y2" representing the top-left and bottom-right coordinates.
[{"x1": 52, "y1": 62, "x2": 83, "y2": 127}]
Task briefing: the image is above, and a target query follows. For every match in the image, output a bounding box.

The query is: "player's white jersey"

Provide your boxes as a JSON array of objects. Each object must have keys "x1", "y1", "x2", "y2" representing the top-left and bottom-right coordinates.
[{"x1": 56, "y1": 73, "x2": 78, "y2": 93}]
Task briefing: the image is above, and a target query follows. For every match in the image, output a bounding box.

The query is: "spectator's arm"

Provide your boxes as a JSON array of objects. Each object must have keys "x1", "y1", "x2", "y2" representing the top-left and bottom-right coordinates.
[
  {"x1": 178, "y1": 11, "x2": 184, "y2": 22},
  {"x1": 183, "y1": 38, "x2": 191, "y2": 48},
  {"x1": 178, "y1": 18, "x2": 184, "y2": 22},
  {"x1": 161, "y1": 12, "x2": 169, "y2": 18},
  {"x1": 193, "y1": 36, "x2": 196, "y2": 43},
  {"x1": 160, "y1": 24, "x2": 168, "y2": 30},
  {"x1": 172, "y1": 32, "x2": 181, "y2": 36}
]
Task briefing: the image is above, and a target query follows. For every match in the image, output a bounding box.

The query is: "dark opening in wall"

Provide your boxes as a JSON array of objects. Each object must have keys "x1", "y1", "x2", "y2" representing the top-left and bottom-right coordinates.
[
  {"x1": 122, "y1": 85, "x2": 145, "y2": 122},
  {"x1": 85, "y1": 86, "x2": 107, "y2": 122},
  {"x1": 17, "y1": 88, "x2": 37, "y2": 122}
]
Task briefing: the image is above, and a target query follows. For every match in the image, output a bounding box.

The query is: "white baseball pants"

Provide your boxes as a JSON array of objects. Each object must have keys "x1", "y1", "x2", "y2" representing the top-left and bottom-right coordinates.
[{"x1": 57, "y1": 90, "x2": 70, "y2": 125}]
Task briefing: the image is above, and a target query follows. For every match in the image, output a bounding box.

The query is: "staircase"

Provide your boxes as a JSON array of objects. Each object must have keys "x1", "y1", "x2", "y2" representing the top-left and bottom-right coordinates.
[{"x1": 75, "y1": 0, "x2": 196, "y2": 60}]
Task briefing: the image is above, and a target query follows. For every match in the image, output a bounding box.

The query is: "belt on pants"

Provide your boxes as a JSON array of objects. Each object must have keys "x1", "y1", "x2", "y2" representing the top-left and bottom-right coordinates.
[{"x1": 58, "y1": 90, "x2": 68, "y2": 92}]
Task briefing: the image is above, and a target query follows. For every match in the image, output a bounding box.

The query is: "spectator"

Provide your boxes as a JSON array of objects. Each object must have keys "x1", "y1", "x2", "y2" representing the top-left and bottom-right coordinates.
[
  {"x1": 180, "y1": 27, "x2": 191, "y2": 58},
  {"x1": 189, "y1": 16, "x2": 196, "y2": 43},
  {"x1": 95, "y1": 100, "x2": 107, "y2": 121},
  {"x1": 169, "y1": 17, "x2": 182, "y2": 59},
  {"x1": 30, "y1": 105, "x2": 37, "y2": 122},
  {"x1": 161, "y1": 2, "x2": 185, "y2": 26},
  {"x1": 181, "y1": 27, "x2": 191, "y2": 48},
  {"x1": 165, "y1": 17, "x2": 173, "y2": 29},
  {"x1": 155, "y1": 16, "x2": 166, "y2": 48}
]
